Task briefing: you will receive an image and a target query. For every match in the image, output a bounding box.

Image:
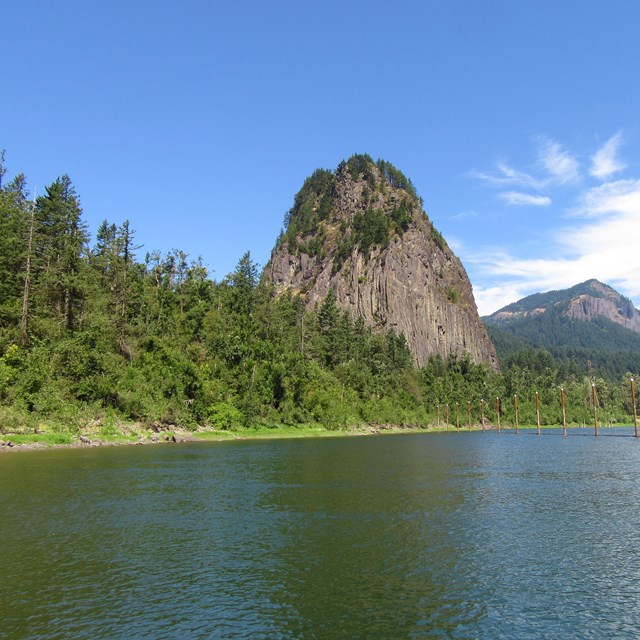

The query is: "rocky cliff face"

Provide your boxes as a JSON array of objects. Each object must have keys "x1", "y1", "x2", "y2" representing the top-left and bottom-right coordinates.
[
  {"x1": 565, "y1": 282, "x2": 640, "y2": 331},
  {"x1": 266, "y1": 155, "x2": 498, "y2": 370}
]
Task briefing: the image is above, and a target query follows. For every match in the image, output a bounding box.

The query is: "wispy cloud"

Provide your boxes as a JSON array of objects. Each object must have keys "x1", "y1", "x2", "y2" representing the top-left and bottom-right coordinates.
[
  {"x1": 589, "y1": 132, "x2": 626, "y2": 179},
  {"x1": 470, "y1": 162, "x2": 544, "y2": 189},
  {"x1": 499, "y1": 191, "x2": 551, "y2": 206},
  {"x1": 537, "y1": 137, "x2": 580, "y2": 185},
  {"x1": 468, "y1": 177, "x2": 640, "y2": 314},
  {"x1": 472, "y1": 136, "x2": 581, "y2": 194},
  {"x1": 449, "y1": 209, "x2": 480, "y2": 222}
]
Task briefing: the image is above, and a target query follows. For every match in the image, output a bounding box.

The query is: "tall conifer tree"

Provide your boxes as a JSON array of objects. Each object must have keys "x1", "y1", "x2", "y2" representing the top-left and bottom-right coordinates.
[{"x1": 35, "y1": 175, "x2": 88, "y2": 332}]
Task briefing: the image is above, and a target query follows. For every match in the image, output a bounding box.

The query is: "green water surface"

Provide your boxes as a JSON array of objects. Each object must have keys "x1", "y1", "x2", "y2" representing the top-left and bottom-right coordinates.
[{"x1": 2, "y1": 430, "x2": 640, "y2": 639}]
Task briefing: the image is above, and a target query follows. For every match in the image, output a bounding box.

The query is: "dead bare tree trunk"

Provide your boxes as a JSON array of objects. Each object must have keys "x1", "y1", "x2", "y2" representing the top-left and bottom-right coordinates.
[{"x1": 20, "y1": 201, "x2": 35, "y2": 347}]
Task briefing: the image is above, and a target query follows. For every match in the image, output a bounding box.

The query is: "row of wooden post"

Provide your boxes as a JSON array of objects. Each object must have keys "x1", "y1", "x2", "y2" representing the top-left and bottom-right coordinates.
[{"x1": 436, "y1": 378, "x2": 639, "y2": 437}]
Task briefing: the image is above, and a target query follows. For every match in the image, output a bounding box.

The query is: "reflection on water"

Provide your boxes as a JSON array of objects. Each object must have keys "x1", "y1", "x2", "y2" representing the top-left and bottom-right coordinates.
[{"x1": 2, "y1": 430, "x2": 640, "y2": 638}]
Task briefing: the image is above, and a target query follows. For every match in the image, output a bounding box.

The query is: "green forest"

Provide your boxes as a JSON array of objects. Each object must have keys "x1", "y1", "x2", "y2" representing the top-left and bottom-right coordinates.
[
  {"x1": 0, "y1": 152, "x2": 638, "y2": 442},
  {"x1": 487, "y1": 311, "x2": 640, "y2": 380}
]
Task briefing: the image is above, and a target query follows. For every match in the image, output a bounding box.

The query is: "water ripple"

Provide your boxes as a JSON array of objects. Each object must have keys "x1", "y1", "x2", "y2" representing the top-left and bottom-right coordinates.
[{"x1": 2, "y1": 432, "x2": 640, "y2": 638}]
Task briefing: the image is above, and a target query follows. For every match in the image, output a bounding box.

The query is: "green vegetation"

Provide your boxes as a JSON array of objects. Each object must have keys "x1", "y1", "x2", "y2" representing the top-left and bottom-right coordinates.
[
  {"x1": 430, "y1": 225, "x2": 448, "y2": 251},
  {"x1": 375, "y1": 159, "x2": 417, "y2": 197},
  {"x1": 445, "y1": 287, "x2": 459, "y2": 304},
  {"x1": 283, "y1": 155, "x2": 424, "y2": 267},
  {"x1": 1, "y1": 432, "x2": 75, "y2": 446},
  {"x1": 0, "y1": 152, "x2": 436, "y2": 435},
  {"x1": 421, "y1": 349, "x2": 638, "y2": 428},
  {"x1": 487, "y1": 311, "x2": 640, "y2": 380},
  {"x1": 0, "y1": 151, "x2": 638, "y2": 442},
  {"x1": 283, "y1": 168, "x2": 337, "y2": 252}
]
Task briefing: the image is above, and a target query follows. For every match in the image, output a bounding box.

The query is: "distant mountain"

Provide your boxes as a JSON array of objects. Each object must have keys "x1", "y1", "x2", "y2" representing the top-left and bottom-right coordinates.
[
  {"x1": 483, "y1": 280, "x2": 640, "y2": 378},
  {"x1": 486, "y1": 279, "x2": 640, "y2": 332}
]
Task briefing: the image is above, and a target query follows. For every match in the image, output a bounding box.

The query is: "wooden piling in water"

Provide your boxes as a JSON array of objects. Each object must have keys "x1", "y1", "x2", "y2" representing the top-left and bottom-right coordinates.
[
  {"x1": 535, "y1": 391, "x2": 541, "y2": 435},
  {"x1": 632, "y1": 378, "x2": 638, "y2": 438},
  {"x1": 592, "y1": 383, "x2": 599, "y2": 437},
  {"x1": 561, "y1": 387, "x2": 567, "y2": 437},
  {"x1": 496, "y1": 397, "x2": 501, "y2": 433},
  {"x1": 514, "y1": 395, "x2": 519, "y2": 434}
]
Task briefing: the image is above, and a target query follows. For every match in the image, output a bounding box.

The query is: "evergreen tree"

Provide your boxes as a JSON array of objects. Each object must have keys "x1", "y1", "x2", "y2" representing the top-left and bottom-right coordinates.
[
  {"x1": 34, "y1": 176, "x2": 88, "y2": 333},
  {"x1": 0, "y1": 171, "x2": 29, "y2": 344}
]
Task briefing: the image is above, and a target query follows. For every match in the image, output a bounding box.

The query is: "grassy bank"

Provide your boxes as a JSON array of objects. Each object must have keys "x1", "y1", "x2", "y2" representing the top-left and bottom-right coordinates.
[{"x1": 0, "y1": 420, "x2": 437, "y2": 452}]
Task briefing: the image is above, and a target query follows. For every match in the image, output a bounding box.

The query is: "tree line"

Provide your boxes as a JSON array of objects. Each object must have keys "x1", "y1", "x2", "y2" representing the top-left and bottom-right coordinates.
[{"x1": 0, "y1": 152, "x2": 638, "y2": 435}]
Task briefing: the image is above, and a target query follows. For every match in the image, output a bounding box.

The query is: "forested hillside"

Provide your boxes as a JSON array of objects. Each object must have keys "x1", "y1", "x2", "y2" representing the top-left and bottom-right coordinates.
[
  {"x1": 485, "y1": 280, "x2": 640, "y2": 379},
  {"x1": 0, "y1": 152, "x2": 638, "y2": 438}
]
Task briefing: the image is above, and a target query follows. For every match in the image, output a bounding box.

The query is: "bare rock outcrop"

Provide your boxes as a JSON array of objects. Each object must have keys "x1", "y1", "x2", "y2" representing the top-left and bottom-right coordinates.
[{"x1": 565, "y1": 285, "x2": 640, "y2": 332}]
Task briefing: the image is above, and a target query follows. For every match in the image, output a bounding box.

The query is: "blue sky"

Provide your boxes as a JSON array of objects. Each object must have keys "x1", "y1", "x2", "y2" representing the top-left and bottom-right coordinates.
[{"x1": 3, "y1": 0, "x2": 640, "y2": 315}]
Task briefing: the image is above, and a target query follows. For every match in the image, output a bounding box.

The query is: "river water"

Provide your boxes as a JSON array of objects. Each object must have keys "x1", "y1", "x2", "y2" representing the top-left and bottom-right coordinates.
[{"x1": 2, "y1": 429, "x2": 640, "y2": 639}]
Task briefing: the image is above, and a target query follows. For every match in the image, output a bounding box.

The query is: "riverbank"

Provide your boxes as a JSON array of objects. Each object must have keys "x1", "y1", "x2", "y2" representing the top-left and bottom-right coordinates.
[
  {"x1": 1, "y1": 420, "x2": 629, "y2": 453},
  {"x1": 0, "y1": 422, "x2": 439, "y2": 453}
]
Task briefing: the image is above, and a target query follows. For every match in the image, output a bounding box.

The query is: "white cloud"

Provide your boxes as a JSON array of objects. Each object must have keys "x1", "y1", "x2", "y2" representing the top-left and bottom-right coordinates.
[
  {"x1": 538, "y1": 137, "x2": 581, "y2": 184},
  {"x1": 466, "y1": 178, "x2": 640, "y2": 314},
  {"x1": 499, "y1": 191, "x2": 551, "y2": 206},
  {"x1": 589, "y1": 132, "x2": 626, "y2": 179},
  {"x1": 474, "y1": 283, "x2": 532, "y2": 317},
  {"x1": 570, "y1": 178, "x2": 640, "y2": 218}
]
